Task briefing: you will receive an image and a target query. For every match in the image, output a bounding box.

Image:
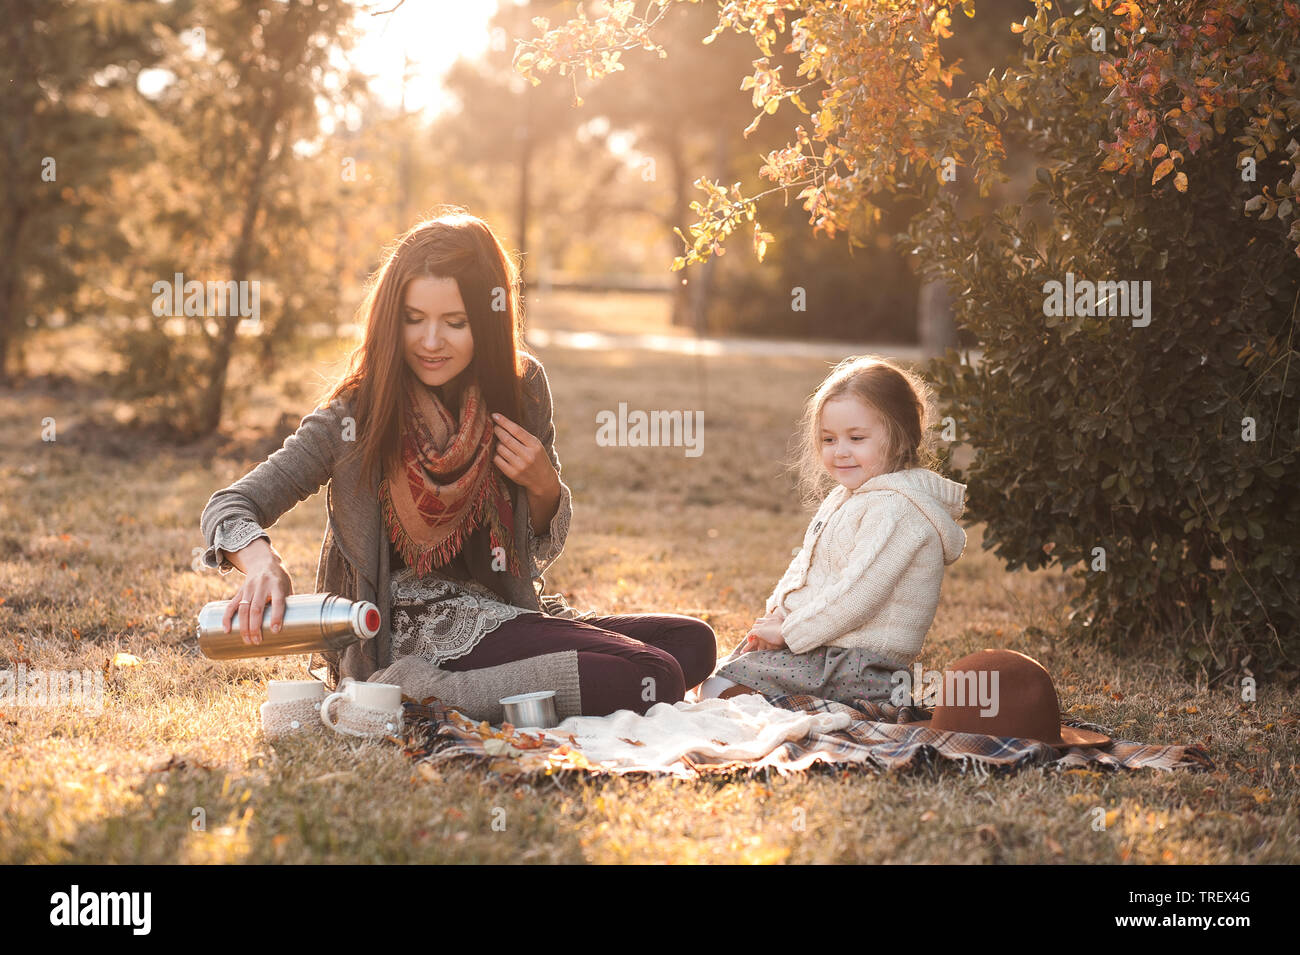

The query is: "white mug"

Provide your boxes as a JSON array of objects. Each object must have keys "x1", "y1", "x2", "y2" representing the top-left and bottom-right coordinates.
[
  {"x1": 320, "y1": 678, "x2": 403, "y2": 736},
  {"x1": 267, "y1": 680, "x2": 326, "y2": 704}
]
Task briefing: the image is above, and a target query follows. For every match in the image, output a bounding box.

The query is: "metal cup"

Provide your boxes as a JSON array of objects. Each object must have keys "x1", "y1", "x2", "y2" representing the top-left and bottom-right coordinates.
[{"x1": 499, "y1": 690, "x2": 559, "y2": 729}]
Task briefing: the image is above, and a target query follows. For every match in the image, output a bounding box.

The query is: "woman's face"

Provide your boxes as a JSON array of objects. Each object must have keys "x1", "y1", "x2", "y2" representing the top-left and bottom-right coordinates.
[
  {"x1": 820, "y1": 395, "x2": 892, "y2": 490},
  {"x1": 401, "y1": 276, "x2": 474, "y2": 389}
]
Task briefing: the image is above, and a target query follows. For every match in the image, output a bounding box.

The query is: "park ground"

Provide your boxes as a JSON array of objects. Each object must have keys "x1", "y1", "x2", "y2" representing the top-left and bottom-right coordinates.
[{"x1": 0, "y1": 292, "x2": 1296, "y2": 863}]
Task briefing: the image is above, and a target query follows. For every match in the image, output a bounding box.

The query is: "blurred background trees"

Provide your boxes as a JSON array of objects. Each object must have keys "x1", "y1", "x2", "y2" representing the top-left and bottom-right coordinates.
[
  {"x1": 3, "y1": 0, "x2": 947, "y2": 429},
  {"x1": 0, "y1": 0, "x2": 183, "y2": 388}
]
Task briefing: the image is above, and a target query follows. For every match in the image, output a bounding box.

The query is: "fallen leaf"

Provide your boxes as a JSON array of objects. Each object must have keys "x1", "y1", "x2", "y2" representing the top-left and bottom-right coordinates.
[
  {"x1": 618, "y1": 738, "x2": 646, "y2": 747},
  {"x1": 150, "y1": 754, "x2": 212, "y2": 773},
  {"x1": 1064, "y1": 768, "x2": 1103, "y2": 779}
]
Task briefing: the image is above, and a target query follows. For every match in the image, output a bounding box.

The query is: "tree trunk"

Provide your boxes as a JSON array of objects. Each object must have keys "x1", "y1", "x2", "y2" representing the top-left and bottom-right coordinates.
[
  {"x1": 195, "y1": 124, "x2": 277, "y2": 434},
  {"x1": 194, "y1": 20, "x2": 309, "y2": 436},
  {"x1": 0, "y1": 265, "x2": 16, "y2": 388},
  {"x1": 0, "y1": 205, "x2": 29, "y2": 389},
  {"x1": 666, "y1": 129, "x2": 692, "y2": 328},
  {"x1": 919, "y1": 277, "x2": 957, "y2": 356},
  {"x1": 0, "y1": 317, "x2": 11, "y2": 389},
  {"x1": 516, "y1": 126, "x2": 533, "y2": 285},
  {"x1": 686, "y1": 126, "x2": 730, "y2": 336}
]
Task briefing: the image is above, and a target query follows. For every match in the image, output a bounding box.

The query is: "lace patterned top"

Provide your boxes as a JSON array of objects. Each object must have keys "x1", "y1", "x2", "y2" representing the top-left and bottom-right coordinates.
[{"x1": 208, "y1": 516, "x2": 270, "y2": 571}]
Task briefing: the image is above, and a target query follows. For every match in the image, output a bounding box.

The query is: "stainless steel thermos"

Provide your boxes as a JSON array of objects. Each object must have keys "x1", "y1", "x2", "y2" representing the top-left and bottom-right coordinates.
[{"x1": 196, "y1": 593, "x2": 380, "y2": 661}]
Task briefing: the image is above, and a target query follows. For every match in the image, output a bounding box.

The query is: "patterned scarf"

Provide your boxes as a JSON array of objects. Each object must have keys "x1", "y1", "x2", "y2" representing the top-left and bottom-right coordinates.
[{"x1": 379, "y1": 378, "x2": 520, "y2": 577}]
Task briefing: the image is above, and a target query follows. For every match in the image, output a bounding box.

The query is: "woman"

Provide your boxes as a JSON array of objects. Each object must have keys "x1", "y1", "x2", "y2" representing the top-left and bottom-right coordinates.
[{"x1": 198, "y1": 209, "x2": 716, "y2": 721}]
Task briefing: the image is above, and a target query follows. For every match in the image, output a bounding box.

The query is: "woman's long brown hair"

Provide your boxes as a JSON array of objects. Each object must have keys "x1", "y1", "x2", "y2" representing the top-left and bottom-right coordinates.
[{"x1": 318, "y1": 208, "x2": 525, "y2": 493}]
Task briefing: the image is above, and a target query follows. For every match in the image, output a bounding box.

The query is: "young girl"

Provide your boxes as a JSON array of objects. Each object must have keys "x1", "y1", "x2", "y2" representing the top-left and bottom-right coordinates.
[{"x1": 699, "y1": 355, "x2": 967, "y2": 706}]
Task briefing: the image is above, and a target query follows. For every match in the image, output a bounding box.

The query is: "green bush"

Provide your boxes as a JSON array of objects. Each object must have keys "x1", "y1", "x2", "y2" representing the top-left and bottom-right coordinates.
[{"x1": 917, "y1": 3, "x2": 1299, "y2": 669}]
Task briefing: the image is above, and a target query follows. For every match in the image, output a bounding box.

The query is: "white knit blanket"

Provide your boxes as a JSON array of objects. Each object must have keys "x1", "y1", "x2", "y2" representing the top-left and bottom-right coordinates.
[{"x1": 535, "y1": 693, "x2": 853, "y2": 776}]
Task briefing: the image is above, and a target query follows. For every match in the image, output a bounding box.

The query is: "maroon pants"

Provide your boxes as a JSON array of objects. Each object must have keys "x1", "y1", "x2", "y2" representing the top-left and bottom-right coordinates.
[{"x1": 439, "y1": 612, "x2": 718, "y2": 717}]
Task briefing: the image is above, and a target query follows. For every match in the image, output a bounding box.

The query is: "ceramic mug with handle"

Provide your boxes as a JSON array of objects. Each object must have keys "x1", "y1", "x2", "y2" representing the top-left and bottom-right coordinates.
[{"x1": 320, "y1": 678, "x2": 404, "y2": 738}]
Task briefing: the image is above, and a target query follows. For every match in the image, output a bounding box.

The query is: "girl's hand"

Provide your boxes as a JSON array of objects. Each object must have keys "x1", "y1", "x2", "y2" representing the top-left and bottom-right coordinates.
[
  {"x1": 491, "y1": 413, "x2": 558, "y2": 496},
  {"x1": 745, "y1": 614, "x2": 786, "y2": 651},
  {"x1": 222, "y1": 561, "x2": 294, "y2": 645}
]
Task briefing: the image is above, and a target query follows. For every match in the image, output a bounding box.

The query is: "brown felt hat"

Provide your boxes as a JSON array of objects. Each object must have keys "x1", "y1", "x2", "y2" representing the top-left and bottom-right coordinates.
[{"x1": 906, "y1": 648, "x2": 1111, "y2": 749}]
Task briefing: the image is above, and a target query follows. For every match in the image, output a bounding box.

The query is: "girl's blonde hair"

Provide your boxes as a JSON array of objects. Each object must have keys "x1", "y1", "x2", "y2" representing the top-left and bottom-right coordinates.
[{"x1": 793, "y1": 355, "x2": 940, "y2": 505}]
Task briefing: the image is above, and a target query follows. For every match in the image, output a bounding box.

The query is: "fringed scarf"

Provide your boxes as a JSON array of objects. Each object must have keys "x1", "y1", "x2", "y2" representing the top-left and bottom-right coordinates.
[{"x1": 378, "y1": 378, "x2": 520, "y2": 578}]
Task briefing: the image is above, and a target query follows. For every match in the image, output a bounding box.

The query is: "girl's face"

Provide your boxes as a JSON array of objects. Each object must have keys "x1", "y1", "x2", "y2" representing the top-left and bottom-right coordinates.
[
  {"x1": 401, "y1": 276, "x2": 474, "y2": 390},
  {"x1": 820, "y1": 395, "x2": 892, "y2": 490}
]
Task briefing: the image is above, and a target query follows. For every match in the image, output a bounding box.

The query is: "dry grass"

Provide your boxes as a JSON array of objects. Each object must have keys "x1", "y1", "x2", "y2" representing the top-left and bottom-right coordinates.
[{"x1": 1, "y1": 327, "x2": 1296, "y2": 864}]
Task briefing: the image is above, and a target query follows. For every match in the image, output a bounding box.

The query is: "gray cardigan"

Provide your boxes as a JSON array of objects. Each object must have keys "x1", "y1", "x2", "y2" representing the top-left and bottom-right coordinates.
[{"x1": 198, "y1": 353, "x2": 586, "y2": 722}]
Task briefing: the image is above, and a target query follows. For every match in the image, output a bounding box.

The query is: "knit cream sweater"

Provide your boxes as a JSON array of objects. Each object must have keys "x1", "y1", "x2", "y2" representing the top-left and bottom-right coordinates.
[{"x1": 765, "y1": 468, "x2": 967, "y2": 666}]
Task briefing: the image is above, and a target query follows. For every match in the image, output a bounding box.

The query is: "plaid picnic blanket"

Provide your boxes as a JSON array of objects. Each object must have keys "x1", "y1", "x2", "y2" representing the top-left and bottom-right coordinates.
[{"x1": 395, "y1": 694, "x2": 1214, "y2": 779}]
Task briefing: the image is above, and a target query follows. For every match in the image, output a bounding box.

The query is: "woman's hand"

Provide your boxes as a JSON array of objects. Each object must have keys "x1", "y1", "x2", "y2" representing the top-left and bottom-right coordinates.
[
  {"x1": 492, "y1": 412, "x2": 561, "y2": 533},
  {"x1": 491, "y1": 413, "x2": 557, "y2": 496},
  {"x1": 221, "y1": 553, "x2": 294, "y2": 645}
]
